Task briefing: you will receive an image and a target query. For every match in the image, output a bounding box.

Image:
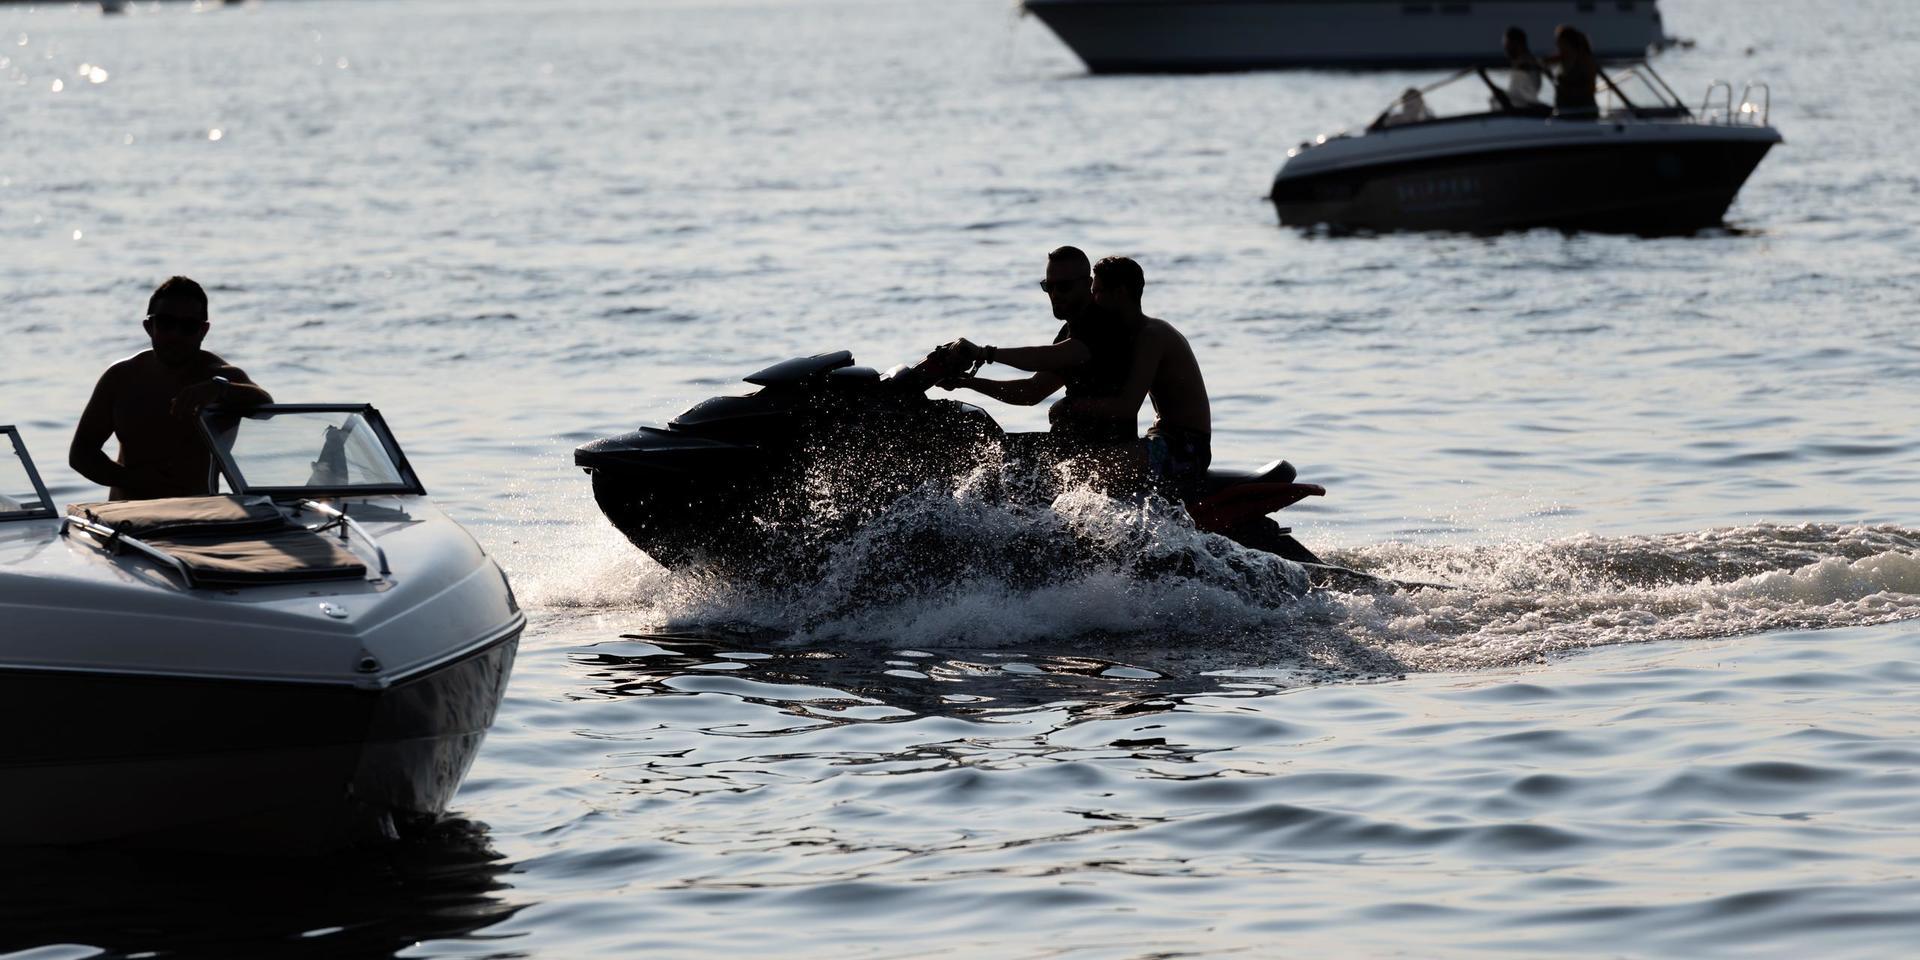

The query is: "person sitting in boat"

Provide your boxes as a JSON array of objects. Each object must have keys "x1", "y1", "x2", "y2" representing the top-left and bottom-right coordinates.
[
  {"x1": 1380, "y1": 88, "x2": 1435, "y2": 127},
  {"x1": 945, "y1": 256, "x2": 1214, "y2": 499},
  {"x1": 1499, "y1": 26, "x2": 1546, "y2": 109},
  {"x1": 1549, "y1": 24, "x2": 1599, "y2": 115},
  {"x1": 69, "y1": 276, "x2": 272, "y2": 501}
]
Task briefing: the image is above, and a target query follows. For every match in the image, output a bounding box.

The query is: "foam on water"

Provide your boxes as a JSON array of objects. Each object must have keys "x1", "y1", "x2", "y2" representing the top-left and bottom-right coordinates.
[{"x1": 508, "y1": 468, "x2": 1920, "y2": 673}]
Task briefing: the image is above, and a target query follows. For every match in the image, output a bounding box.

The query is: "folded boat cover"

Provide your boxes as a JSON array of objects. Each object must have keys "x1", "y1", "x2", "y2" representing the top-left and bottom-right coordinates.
[
  {"x1": 68, "y1": 495, "x2": 285, "y2": 538},
  {"x1": 68, "y1": 495, "x2": 367, "y2": 587}
]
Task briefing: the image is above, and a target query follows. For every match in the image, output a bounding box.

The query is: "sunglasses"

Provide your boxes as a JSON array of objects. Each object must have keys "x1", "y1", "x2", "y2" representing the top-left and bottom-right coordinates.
[
  {"x1": 1039, "y1": 277, "x2": 1088, "y2": 294},
  {"x1": 145, "y1": 313, "x2": 206, "y2": 333}
]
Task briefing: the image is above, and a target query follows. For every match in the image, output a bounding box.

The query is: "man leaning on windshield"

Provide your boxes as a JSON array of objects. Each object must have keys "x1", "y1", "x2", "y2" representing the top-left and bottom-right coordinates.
[{"x1": 69, "y1": 276, "x2": 272, "y2": 501}]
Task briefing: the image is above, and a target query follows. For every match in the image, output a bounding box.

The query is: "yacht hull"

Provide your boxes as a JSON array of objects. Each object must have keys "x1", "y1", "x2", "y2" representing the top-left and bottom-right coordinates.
[
  {"x1": 1023, "y1": 0, "x2": 1664, "y2": 72},
  {"x1": 1272, "y1": 136, "x2": 1776, "y2": 234},
  {"x1": 0, "y1": 627, "x2": 519, "y2": 853}
]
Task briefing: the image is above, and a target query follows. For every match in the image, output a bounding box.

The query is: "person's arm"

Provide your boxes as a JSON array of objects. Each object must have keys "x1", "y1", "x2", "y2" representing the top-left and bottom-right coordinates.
[
  {"x1": 169, "y1": 364, "x2": 272, "y2": 418},
  {"x1": 947, "y1": 372, "x2": 1064, "y2": 406},
  {"x1": 944, "y1": 337, "x2": 1091, "y2": 374},
  {"x1": 69, "y1": 368, "x2": 131, "y2": 491},
  {"x1": 993, "y1": 340, "x2": 1091, "y2": 373},
  {"x1": 1058, "y1": 327, "x2": 1164, "y2": 422}
]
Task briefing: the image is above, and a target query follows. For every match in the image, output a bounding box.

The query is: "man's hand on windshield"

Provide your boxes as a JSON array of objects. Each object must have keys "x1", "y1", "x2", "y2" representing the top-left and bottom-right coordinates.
[{"x1": 169, "y1": 379, "x2": 227, "y2": 418}]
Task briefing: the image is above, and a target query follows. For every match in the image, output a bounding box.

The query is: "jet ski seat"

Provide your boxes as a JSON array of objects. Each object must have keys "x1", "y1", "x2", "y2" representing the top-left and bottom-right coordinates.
[
  {"x1": 1195, "y1": 459, "x2": 1297, "y2": 497},
  {"x1": 64, "y1": 495, "x2": 367, "y2": 588}
]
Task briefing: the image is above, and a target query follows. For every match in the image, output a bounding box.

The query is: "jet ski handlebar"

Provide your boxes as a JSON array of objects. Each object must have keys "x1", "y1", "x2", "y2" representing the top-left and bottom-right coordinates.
[{"x1": 883, "y1": 343, "x2": 979, "y2": 394}]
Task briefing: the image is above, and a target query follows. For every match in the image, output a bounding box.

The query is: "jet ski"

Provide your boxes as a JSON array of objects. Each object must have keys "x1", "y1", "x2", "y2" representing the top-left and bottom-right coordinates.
[
  {"x1": 575, "y1": 348, "x2": 1357, "y2": 585},
  {"x1": 0, "y1": 408, "x2": 522, "y2": 853}
]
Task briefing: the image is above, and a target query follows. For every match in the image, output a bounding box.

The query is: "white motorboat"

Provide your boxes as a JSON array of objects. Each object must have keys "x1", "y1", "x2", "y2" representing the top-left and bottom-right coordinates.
[
  {"x1": 1269, "y1": 62, "x2": 1782, "y2": 233},
  {"x1": 0, "y1": 406, "x2": 523, "y2": 853},
  {"x1": 1023, "y1": 0, "x2": 1666, "y2": 73}
]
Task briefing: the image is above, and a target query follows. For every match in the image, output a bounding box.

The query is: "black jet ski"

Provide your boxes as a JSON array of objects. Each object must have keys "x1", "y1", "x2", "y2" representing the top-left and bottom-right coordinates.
[{"x1": 575, "y1": 349, "x2": 1353, "y2": 584}]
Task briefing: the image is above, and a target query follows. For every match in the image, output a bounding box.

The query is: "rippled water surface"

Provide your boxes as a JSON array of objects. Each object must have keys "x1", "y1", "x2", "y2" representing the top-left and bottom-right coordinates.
[{"x1": 3, "y1": 0, "x2": 1918, "y2": 956}]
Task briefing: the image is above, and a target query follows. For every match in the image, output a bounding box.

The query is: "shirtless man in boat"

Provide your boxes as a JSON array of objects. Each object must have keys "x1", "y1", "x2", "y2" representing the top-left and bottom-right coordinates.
[
  {"x1": 942, "y1": 255, "x2": 1213, "y2": 496},
  {"x1": 69, "y1": 276, "x2": 273, "y2": 500}
]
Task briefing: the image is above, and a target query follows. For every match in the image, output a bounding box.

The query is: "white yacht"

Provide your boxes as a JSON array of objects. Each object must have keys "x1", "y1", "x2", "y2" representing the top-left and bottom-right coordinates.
[
  {"x1": 1023, "y1": 0, "x2": 1666, "y2": 72},
  {"x1": 0, "y1": 407, "x2": 523, "y2": 853},
  {"x1": 1270, "y1": 62, "x2": 1781, "y2": 233}
]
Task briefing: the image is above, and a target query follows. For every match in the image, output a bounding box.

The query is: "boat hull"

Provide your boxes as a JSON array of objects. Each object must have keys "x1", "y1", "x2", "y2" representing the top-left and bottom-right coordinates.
[
  {"x1": 0, "y1": 627, "x2": 519, "y2": 853},
  {"x1": 1024, "y1": 0, "x2": 1664, "y2": 72},
  {"x1": 1272, "y1": 135, "x2": 1777, "y2": 234}
]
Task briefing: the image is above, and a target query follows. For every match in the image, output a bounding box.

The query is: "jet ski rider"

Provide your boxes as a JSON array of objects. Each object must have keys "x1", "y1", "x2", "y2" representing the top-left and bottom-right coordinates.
[
  {"x1": 69, "y1": 276, "x2": 273, "y2": 501},
  {"x1": 938, "y1": 246, "x2": 1134, "y2": 446},
  {"x1": 941, "y1": 254, "x2": 1214, "y2": 498}
]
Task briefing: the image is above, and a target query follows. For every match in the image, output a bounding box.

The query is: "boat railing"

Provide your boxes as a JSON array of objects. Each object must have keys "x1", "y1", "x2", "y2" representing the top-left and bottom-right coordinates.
[
  {"x1": 1701, "y1": 80, "x2": 1734, "y2": 123},
  {"x1": 295, "y1": 499, "x2": 392, "y2": 577},
  {"x1": 1699, "y1": 80, "x2": 1770, "y2": 126},
  {"x1": 59, "y1": 514, "x2": 199, "y2": 588}
]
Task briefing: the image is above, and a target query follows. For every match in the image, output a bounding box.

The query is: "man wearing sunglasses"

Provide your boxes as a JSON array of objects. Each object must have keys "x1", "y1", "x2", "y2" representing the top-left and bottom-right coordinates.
[
  {"x1": 945, "y1": 255, "x2": 1211, "y2": 497},
  {"x1": 940, "y1": 245, "x2": 1139, "y2": 447},
  {"x1": 69, "y1": 276, "x2": 273, "y2": 500}
]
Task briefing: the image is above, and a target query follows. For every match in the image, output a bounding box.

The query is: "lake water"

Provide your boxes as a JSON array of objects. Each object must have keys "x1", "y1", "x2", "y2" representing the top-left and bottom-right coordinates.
[{"x1": 3, "y1": 0, "x2": 1918, "y2": 956}]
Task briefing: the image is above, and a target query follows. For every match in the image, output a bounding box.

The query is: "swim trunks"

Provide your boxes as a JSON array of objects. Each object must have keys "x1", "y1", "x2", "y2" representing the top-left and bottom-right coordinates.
[{"x1": 1145, "y1": 424, "x2": 1212, "y2": 500}]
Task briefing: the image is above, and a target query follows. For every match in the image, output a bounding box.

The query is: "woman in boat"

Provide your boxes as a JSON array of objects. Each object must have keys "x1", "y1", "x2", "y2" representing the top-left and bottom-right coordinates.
[{"x1": 1551, "y1": 25, "x2": 1599, "y2": 115}]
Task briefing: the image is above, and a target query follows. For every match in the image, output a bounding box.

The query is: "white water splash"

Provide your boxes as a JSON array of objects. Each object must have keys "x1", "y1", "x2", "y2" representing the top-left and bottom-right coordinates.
[{"x1": 506, "y1": 464, "x2": 1920, "y2": 673}]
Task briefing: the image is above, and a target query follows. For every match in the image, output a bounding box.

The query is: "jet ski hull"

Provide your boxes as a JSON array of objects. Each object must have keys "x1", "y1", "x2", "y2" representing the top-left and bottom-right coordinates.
[
  {"x1": 0, "y1": 626, "x2": 519, "y2": 853},
  {"x1": 1272, "y1": 124, "x2": 1779, "y2": 234}
]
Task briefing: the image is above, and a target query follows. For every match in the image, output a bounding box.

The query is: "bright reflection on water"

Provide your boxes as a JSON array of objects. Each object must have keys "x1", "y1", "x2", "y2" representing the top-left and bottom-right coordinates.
[{"x1": 1, "y1": 0, "x2": 1919, "y2": 956}]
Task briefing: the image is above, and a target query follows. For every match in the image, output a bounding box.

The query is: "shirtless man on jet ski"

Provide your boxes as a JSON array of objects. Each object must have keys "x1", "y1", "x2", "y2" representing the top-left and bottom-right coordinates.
[
  {"x1": 939, "y1": 245, "x2": 1134, "y2": 449},
  {"x1": 942, "y1": 254, "x2": 1213, "y2": 497}
]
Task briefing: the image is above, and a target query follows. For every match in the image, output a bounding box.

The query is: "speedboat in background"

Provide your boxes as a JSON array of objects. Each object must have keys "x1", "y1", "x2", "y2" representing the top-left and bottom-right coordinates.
[
  {"x1": 1023, "y1": 0, "x2": 1667, "y2": 73},
  {"x1": 0, "y1": 407, "x2": 522, "y2": 853},
  {"x1": 1270, "y1": 62, "x2": 1782, "y2": 234}
]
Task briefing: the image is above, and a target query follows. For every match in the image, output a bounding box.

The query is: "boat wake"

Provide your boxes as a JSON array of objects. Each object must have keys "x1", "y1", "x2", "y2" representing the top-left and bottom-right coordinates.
[{"x1": 511, "y1": 483, "x2": 1920, "y2": 673}]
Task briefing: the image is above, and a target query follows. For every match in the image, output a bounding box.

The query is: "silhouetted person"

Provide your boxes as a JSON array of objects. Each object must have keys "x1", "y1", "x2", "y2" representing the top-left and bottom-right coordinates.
[
  {"x1": 1502, "y1": 26, "x2": 1546, "y2": 109},
  {"x1": 941, "y1": 245, "x2": 1138, "y2": 446},
  {"x1": 946, "y1": 257, "x2": 1211, "y2": 497},
  {"x1": 1381, "y1": 87, "x2": 1435, "y2": 127},
  {"x1": 1063, "y1": 257, "x2": 1212, "y2": 497},
  {"x1": 1551, "y1": 25, "x2": 1599, "y2": 114},
  {"x1": 70, "y1": 276, "x2": 272, "y2": 500}
]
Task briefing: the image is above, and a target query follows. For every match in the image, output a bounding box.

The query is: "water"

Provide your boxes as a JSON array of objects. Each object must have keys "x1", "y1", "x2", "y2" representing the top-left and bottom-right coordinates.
[{"x1": 3, "y1": 0, "x2": 1919, "y2": 956}]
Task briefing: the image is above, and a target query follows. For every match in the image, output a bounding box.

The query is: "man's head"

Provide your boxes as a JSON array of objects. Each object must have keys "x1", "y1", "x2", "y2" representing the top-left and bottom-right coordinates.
[
  {"x1": 1091, "y1": 256, "x2": 1144, "y2": 313},
  {"x1": 1042, "y1": 245, "x2": 1092, "y2": 320},
  {"x1": 143, "y1": 275, "x2": 209, "y2": 367},
  {"x1": 1504, "y1": 26, "x2": 1530, "y2": 61}
]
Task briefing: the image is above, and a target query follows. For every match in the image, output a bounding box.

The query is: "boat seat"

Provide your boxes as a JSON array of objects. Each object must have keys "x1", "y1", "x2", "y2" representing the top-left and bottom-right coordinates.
[
  {"x1": 1196, "y1": 459, "x2": 1297, "y2": 497},
  {"x1": 66, "y1": 495, "x2": 367, "y2": 587}
]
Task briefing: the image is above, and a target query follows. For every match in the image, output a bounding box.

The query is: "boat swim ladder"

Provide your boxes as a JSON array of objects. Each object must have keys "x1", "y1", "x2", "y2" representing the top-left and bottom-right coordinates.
[{"x1": 1701, "y1": 80, "x2": 1770, "y2": 126}]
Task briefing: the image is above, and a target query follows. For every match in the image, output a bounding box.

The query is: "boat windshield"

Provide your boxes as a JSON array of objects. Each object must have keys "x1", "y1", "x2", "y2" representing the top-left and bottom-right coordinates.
[
  {"x1": 199, "y1": 404, "x2": 425, "y2": 498},
  {"x1": 0, "y1": 426, "x2": 55, "y2": 521},
  {"x1": 1366, "y1": 59, "x2": 1691, "y2": 130}
]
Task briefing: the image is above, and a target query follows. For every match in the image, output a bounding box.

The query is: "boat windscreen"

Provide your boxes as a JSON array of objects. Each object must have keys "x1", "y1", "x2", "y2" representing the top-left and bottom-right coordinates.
[
  {"x1": 199, "y1": 405, "x2": 425, "y2": 498},
  {"x1": 0, "y1": 426, "x2": 55, "y2": 520},
  {"x1": 1596, "y1": 63, "x2": 1688, "y2": 116}
]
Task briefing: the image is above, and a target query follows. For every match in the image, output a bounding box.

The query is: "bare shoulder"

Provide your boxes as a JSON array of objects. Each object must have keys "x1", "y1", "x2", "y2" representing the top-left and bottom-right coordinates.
[
  {"x1": 1144, "y1": 316, "x2": 1190, "y2": 345},
  {"x1": 99, "y1": 350, "x2": 153, "y2": 383}
]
